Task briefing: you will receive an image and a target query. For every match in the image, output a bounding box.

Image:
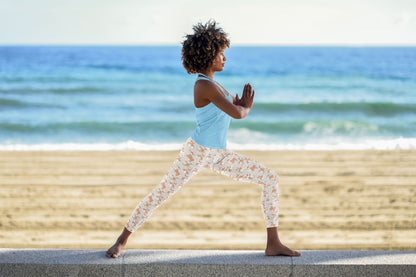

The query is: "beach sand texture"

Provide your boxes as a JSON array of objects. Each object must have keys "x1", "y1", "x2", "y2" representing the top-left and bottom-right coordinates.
[{"x1": 1, "y1": 150, "x2": 415, "y2": 251}]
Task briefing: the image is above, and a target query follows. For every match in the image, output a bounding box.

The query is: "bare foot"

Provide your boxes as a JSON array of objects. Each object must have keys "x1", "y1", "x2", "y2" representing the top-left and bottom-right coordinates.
[
  {"x1": 106, "y1": 240, "x2": 126, "y2": 258},
  {"x1": 106, "y1": 227, "x2": 132, "y2": 258},
  {"x1": 265, "y1": 243, "x2": 301, "y2": 257}
]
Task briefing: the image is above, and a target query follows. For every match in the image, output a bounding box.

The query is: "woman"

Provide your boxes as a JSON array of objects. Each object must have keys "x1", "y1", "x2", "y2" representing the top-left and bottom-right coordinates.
[{"x1": 106, "y1": 20, "x2": 300, "y2": 258}]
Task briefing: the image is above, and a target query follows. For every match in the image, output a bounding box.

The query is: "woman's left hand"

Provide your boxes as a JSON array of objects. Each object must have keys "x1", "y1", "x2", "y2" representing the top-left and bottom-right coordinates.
[{"x1": 234, "y1": 83, "x2": 255, "y2": 109}]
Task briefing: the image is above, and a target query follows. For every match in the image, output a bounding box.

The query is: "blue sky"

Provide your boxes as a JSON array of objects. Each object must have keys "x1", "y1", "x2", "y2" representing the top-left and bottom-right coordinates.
[{"x1": 0, "y1": 0, "x2": 415, "y2": 45}]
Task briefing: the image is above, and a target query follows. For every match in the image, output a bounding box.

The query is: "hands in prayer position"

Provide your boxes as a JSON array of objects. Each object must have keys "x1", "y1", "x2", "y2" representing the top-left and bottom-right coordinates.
[{"x1": 234, "y1": 83, "x2": 255, "y2": 109}]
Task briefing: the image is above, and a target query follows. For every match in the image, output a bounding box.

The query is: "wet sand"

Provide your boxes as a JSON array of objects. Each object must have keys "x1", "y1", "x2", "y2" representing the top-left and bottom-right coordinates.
[{"x1": 1, "y1": 150, "x2": 415, "y2": 251}]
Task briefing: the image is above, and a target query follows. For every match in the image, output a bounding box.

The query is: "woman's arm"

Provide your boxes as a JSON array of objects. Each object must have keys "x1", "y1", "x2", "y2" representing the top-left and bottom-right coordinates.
[{"x1": 194, "y1": 80, "x2": 255, "y2": 119}]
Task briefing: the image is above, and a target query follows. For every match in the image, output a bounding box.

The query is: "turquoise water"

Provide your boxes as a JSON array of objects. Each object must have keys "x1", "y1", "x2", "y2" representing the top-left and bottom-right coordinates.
[{"x1": 0, "y1": 46, "x2": 415, "y2": 150}]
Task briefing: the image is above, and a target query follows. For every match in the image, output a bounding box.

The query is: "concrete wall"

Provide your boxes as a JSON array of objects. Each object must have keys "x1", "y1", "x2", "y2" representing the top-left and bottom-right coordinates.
[{"x1": 1, "y1": 249, "x2": 415, "y2": 277}]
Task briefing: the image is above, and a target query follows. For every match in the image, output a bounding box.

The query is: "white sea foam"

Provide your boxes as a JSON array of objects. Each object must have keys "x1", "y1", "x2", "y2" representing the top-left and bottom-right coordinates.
[
  {"x1": 0, "y1": 141, "x2": 182, "y2": 151},
  {"x1": 229, "y1": 137, "x2": 416, "y2": 151},
  {"x1": 0, "y1": 138, "x2": 415, "y2": 151}
]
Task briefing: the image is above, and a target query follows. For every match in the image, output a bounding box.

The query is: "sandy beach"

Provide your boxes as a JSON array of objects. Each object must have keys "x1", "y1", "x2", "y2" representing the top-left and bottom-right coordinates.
[{"x1": 1, "y1": 150, "x2": 415, "y2": 251}]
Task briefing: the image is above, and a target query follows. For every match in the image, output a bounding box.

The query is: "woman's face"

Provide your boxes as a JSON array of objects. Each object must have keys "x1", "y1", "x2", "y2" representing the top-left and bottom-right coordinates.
[{"x1": 211, "y1": 48, "x2": 227, "y2": 72}]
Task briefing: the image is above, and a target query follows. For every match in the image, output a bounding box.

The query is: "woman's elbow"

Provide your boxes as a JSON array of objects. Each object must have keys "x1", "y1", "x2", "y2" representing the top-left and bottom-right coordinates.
[
  {"x1": 231, "y1": 114, "x2": 243, "y2": 119},
  {"x1": 231, "y1": 108, "x2": 248, "y2": 119}
]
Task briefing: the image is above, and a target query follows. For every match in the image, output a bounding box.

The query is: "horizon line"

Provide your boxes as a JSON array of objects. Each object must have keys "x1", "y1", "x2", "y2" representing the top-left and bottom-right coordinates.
[{"x1": 1, "y1": 43, "x2": 415, "y2": 47}]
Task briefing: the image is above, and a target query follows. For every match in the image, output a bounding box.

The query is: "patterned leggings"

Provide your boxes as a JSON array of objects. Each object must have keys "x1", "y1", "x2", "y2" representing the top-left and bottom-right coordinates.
[{"x1": 125, "y1": 138, "x2": 279, "y2": 232}]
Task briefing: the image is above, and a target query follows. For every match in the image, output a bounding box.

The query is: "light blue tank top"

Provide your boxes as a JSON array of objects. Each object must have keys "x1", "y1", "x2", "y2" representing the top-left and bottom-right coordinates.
[{"x1": 192, "y1": 74, "x2": 233, "y2": 149}]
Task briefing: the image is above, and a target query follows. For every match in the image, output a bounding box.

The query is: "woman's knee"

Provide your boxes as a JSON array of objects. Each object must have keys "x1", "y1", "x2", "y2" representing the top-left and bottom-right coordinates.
[
  {"x1": 263, "y1": 167, "x2": 278, "y2": 184},
  {"x1": 271, "y1": 171, "x2": 279, "y2": 183}
]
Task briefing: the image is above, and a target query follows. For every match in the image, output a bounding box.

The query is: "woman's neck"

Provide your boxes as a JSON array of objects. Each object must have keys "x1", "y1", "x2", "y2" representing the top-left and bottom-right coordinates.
[{"x1": 199, "y1": 70, "x2": 215, "y2": 80}]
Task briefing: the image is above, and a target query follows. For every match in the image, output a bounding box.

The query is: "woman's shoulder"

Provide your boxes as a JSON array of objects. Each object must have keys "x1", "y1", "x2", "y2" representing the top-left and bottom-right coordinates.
[{"x1": 194, "y1": 78, "x2": 218, "y2": 94}]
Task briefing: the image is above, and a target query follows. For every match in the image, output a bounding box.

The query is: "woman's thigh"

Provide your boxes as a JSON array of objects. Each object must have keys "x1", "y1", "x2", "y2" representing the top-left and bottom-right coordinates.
[{"x1": 210, "y1": 150, "x2": 278, "y2": 184}]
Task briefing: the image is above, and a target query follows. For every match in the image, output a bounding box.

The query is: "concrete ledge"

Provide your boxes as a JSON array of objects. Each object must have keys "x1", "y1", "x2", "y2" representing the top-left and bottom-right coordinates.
[{"x1": 1, "y1": 249, "x2": 415, "y2": 277}]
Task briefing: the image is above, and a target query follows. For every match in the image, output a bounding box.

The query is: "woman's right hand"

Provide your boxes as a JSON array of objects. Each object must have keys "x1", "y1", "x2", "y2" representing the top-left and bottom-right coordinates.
[{"x1": 235, "y1": 83, "x2": 255, "y2": 109}]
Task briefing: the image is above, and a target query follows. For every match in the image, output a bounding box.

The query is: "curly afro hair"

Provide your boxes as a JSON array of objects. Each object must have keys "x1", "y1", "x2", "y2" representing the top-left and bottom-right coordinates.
[{"x1": 181, "y1": 20, "x2": 230, "y2": 74}]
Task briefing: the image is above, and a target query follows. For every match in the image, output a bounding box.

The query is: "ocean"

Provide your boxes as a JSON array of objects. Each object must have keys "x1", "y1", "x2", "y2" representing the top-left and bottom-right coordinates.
[{"x1": 0, "y1": 46, "x2": 415, "y2": 150}]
